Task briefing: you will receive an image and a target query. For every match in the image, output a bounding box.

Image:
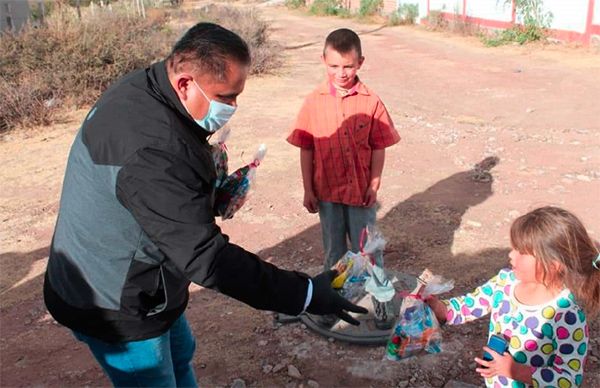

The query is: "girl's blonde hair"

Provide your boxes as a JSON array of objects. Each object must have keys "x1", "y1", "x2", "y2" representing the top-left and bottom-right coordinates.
[{"x1": 510, "y1": 206, "x2": 600, "y2": 317}]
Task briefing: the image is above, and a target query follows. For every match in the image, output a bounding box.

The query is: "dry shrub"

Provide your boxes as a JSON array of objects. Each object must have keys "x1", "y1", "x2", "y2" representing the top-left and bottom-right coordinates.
[
  {"x1": 188, "y1": 4, "x2": 283, "y2": 75},
  {"x1": 0, "y1": 5, "x2": 172, "y2": 132}
]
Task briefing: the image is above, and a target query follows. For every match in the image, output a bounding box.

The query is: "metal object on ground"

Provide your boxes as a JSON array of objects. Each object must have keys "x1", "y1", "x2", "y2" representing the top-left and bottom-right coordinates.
[{"x1": 300, "y1": 271, "x2": 418, "y2": 345}]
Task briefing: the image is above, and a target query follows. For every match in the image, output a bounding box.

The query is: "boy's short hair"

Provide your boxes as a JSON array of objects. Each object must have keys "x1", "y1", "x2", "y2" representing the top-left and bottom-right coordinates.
[{"x1": 323, "y1": 28, "x2": 362, "y2": 57}]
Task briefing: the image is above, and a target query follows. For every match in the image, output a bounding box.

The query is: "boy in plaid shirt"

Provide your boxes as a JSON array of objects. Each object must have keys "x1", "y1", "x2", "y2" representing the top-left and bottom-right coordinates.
[{"x1": 287, "y1": 28, "x2": 400, "y2": 327}]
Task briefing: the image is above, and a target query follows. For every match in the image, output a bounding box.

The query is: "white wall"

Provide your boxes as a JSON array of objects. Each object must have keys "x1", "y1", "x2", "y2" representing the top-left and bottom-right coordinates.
[
  {"x1": 538, "y1": 0, "x2": 588, "y2": 33},
  {"x1": 593, "y1": 0, "x2": 600, "y2": 25},
  {"x1": 429, "y1": 0, "x2": 463, "y2": 14},
  {"x1": 466, "y1": 0, "x2": 512, "y2": 22}
]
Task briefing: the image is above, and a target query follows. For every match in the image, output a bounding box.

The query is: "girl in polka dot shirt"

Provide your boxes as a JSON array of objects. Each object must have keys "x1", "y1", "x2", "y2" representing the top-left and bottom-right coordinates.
[{"x1": 427, "y1": 206, "x2": 600, "y2": 387}]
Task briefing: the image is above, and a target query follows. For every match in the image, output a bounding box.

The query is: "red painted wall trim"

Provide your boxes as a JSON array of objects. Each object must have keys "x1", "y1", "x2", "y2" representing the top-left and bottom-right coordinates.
[
  {"x1": 511, "y1": 0, "x2": 516, "y2": 24},
  {"x1": 583, "y1": 0, "x2": 595, "y2": 43}
]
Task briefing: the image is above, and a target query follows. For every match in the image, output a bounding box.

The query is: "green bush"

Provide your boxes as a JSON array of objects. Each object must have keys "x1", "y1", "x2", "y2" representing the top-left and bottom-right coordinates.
[
  {"x1": 388, "y1": 3, "x2": 418, "y2": 25},
  {"x1": 0, "y1": 5, "x2": 172, "y2": 132},
  {"x1": 285, "y1": 0, "x2": 306, "y2": 9},
  {"x1": 309, "y1": 0, "x2": 349, "y2": 17},
  {"x1": 358, "y1": 0, "x2": 382, "y2": 17}
]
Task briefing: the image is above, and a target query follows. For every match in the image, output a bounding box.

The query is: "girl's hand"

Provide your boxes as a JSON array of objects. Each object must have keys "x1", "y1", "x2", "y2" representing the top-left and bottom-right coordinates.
[
  {"x1": 424, "y1": 295, "x2": 447, "y2": 324},
  {"x1": 474, "y1": 347, "x2": 514, "y2": 379}
]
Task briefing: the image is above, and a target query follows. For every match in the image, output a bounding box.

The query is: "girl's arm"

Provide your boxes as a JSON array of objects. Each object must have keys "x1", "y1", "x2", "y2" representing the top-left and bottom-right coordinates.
[{"x1": 442, "y1": 269, "x2": 510, "y2": 325}]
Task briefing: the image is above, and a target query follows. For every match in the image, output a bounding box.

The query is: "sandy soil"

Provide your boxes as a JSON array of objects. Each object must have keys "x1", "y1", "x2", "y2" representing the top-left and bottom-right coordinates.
[{"x1": 1, "y1": 4, "x2": 599, "y2": 387}]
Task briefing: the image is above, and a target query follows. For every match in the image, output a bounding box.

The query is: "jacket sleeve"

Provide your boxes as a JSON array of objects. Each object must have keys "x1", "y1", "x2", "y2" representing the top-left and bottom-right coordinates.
[{"x1": 115, "y1": 145, "x2": 309, "y2": 315}]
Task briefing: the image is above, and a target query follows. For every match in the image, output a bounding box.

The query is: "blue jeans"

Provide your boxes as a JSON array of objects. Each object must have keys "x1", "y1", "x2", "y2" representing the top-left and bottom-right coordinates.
[
  {"x1": 73, "y1": 315, "x2": 197, "y2": 387},
  {"x1": 318, "y1": 201, "x2": 382, "y2": 270}
]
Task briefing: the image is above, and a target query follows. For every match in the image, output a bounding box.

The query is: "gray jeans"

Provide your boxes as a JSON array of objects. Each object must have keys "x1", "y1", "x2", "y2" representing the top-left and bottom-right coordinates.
[{"x1": 318, "y1": 201, "x2": 382, "y2": 270}]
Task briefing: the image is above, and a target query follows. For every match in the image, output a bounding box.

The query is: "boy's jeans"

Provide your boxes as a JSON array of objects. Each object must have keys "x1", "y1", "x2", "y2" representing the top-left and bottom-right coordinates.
[
  {"x1": 73, "y1": 314, "x2": 197, "y2": 388},
  {"x1": 318, "y1": 201, "x2": 382, "y2": 270}
]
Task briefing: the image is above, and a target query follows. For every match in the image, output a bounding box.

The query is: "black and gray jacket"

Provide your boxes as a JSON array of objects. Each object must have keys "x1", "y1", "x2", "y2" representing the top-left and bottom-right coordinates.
[{"x1": 44, "y1": 61, "x2": 308, "y2": 342}]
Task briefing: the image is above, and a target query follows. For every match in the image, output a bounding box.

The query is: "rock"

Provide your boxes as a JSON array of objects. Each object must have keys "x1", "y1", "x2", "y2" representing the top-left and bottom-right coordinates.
[
  {"x1": 397, "y1": 380, "x2": 409, "y2": 388},
  {"x1": 508, "y1": 210, "x2": 520, "y2": 219},
  {"x1": 230, "y1": 378, "x2": 246, "y2": 388},
  {"x1": 465, "y1": 220, "x2": 481, "y2": 228},
  {"x1": 258, "y1": 340, "x2": 268, "y2": 346},
  {"x1": 525, "y1": 108, "x2": 535, "y2": 113},
  {"x1": 272, "y1": 362, "x2": 286, "y2": 373},
  {"x1": 263, "y1": 364, "x2": 273, "y2": 373},
  {"x1": 576, "y1": 174, "x2": 591, "y2": 182},
  {"x1": 288, "y1": 364, "x2": 302, "y2": 379},
  {"x1": 327, "y1": 337, "x2": 335, "y2": 343},
  {"x1": 307, "y1": 380, "x2": 319, "y2": 388}
]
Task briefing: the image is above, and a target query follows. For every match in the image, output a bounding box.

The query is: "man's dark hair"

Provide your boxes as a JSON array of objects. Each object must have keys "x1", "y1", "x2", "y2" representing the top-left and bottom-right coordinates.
[
  {"x1": 323, "y1": 28, "x2": 362, "y2": 57},
  {"x1": 167, "y1": 22, "x2": 251, "y2": 80}
]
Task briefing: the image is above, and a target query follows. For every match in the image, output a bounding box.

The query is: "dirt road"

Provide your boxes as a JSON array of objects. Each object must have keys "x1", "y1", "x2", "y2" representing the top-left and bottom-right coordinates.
[{"x1": 1, "y1": 4, "x2": 599, "y2": 387}]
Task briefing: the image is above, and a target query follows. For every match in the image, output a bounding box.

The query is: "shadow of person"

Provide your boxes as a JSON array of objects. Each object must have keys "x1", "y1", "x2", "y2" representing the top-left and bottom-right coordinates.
[
  {"x1": 0, "y1": 246, "x2": 49, "y2": 308},
  {"x1": 257, "y1": 153, "x2": 508, "y2": 291},
  {"x1": 378, "y1": 155, "x2": 507, "y2": 283}
]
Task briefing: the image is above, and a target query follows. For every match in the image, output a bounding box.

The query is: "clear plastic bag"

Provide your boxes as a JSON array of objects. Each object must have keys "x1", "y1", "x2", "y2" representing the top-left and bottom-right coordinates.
[
  {"x1": 211, "y1": 126, "x2": 231, "y2": 189},
  {"x1": 214, "y1": 144, "x2": 266, "y2": 220},
  {"x1": 386, "y1": 270, "x2": 454, "y2": 361},
  {"x1": 330, "y1": 226, "x2": 387, "y2": 303}
]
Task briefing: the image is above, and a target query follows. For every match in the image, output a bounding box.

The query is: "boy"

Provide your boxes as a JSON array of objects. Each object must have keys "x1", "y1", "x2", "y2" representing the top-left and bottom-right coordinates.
[{"x1": 287, "y1": 28, "x2": 400, "y2": 328}]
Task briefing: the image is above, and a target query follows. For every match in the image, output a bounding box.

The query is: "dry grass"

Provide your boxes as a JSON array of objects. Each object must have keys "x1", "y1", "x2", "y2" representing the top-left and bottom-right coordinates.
[
  {"x1": 1, "y1": 4, "x2": 283, "y2": 133},
  {"x1": 0, "y1": 5, "x2": 173, "y2": 133}
]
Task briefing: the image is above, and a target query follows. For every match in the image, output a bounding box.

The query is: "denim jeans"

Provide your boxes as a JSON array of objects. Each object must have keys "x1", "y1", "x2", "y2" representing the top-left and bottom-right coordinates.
[
  {"x1": 318, "y1": 201, "x2": 382, "y2": 270},
  {"x1": 73, "y1": 314, "x2": 197, "y2": 387}
]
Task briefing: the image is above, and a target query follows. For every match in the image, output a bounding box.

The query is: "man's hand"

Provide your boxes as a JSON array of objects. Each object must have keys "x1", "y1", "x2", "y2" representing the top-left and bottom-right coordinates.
[
  {"x1": 306, "y1": 270, "x2": 368, "y2": 325},
  {"x1": 303, "y1": 190, "x2": 319, "y2": 213}
]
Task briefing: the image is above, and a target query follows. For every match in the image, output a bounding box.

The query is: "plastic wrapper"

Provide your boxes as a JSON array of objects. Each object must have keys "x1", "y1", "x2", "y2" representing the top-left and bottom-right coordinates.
[
  {"x1": 330, "y1": 226, "x2": 388, "y2": 302},
  {"x1": 214, "y1": 144, "x2": 266, "y2": 220},
  {"x1": 211, "y1": 127, "x2": 231, "y2": 188},
  {"x1": 386, "y1": 269, "x2": 454, "y2": 361}
]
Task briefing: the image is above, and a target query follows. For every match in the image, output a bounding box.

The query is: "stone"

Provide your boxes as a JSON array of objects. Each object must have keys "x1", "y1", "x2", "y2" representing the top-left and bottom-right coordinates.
[
  {"x1": 307, "y1": 380, "x2": 319, "y2": 388},
  {"x1": 288, "y1": 364, "x2": 302, "y2": 379},
  {"x1": 272, "y1": 362, "x2": 286, "y2": 373},
  {"x1": 230, "y1": 378, "x2": 246, "y2": 388}
]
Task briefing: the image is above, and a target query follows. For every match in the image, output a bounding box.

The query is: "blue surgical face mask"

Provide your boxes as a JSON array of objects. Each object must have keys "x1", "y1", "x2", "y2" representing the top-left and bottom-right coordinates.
[{"x1": 183, "y1": 80, "x2": 236, "y2": 133}]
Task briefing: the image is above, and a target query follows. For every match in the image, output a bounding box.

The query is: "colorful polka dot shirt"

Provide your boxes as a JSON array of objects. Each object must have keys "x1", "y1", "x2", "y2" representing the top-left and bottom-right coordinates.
[{"x1": 443, "y1": 268, "x2": 588, "y2": 388}]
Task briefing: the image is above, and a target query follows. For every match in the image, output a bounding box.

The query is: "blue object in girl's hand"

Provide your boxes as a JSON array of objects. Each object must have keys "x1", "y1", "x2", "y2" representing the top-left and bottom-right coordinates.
[{"x1": 483, "y1": 334, "x2": 508, "y2": 361}]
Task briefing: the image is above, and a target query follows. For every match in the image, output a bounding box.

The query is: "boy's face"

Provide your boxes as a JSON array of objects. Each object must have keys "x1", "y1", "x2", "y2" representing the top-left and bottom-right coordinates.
[{"x1": 322, "y1": 46, "x2": 364, "y2": 90}]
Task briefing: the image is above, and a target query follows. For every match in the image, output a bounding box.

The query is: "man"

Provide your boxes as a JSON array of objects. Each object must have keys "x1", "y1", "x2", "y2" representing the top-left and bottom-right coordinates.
[{"x1": 44, "y1": 23, "x2": 366, "y2": 387}]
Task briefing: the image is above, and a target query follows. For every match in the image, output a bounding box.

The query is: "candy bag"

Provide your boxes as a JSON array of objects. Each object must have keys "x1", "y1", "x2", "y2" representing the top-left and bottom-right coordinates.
[
  {"x1": 214, "y1": 144, "x2": 266, "y2": 220},
  {"x1": 386, "y1": 269, "x2": 454, "y2": 360},
  {"x1": 330, "y1": 226, "x2": 387, "y2": 302},
  {"x1": 211, "y1": 126, "x2": 231, "y2": 189}
]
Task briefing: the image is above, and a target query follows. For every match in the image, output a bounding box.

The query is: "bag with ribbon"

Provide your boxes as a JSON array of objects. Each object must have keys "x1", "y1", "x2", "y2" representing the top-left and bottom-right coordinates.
[
  {"x1": 214, "y1": 144, "x2": 267, "y2": 220},
  {"x1": 211, "y1": 126, "x2": 231, "y2": 189},
  {"x1": 386, "y1": 269, "x2": 454, "y2": 360},
  {"x1": 330, "y1": 226, "x2": 390, "y2": 303}
]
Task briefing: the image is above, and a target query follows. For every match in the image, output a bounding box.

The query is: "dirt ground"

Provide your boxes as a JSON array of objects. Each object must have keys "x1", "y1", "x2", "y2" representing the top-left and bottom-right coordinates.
[{"x1": 1, "y1": 4, "x2": 600, "y2": 387}]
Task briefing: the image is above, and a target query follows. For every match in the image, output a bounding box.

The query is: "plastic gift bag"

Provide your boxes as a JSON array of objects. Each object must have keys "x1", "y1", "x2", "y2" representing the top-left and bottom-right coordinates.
[
  {"x1": 386, "y1": 269, "x2": 454, "y2": 360},
  {"x1": 330, "y1": 226, "x2": 388, "y2": 302},
  {"x1": 214, "y1": 144, "x2": 266, "y2": 220},
  {"x1": 211, "y1": 126, "x2": 231, "y2": 189}
]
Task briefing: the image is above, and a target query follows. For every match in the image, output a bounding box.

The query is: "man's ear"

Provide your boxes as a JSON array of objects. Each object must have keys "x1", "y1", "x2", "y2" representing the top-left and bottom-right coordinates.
[{"x1": 173, "y1": 73, "x2": 193, "y2": 101}]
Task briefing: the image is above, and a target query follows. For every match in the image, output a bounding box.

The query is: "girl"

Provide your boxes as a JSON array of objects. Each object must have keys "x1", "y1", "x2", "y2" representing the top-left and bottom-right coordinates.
[{"x1": 427, "y1": 206, "x2": 600, "y2": 387}]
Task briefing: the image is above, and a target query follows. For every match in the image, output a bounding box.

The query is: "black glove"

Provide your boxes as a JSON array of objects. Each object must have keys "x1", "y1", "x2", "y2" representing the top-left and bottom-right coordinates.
[{"x1": 306, "y1": 270, "x2": 369, "y2": 326}]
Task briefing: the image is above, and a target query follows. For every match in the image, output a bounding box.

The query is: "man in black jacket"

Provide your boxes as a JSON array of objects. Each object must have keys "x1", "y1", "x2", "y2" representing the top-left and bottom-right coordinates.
[{"x1": 44, "y1": 22, "x2": 366, "y2": 387}]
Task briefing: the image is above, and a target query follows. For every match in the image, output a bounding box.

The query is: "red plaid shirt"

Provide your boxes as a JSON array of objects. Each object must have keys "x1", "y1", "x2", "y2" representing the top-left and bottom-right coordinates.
[{"x1": 287, "y1": 80, "x2": 400, "y2": 206}]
